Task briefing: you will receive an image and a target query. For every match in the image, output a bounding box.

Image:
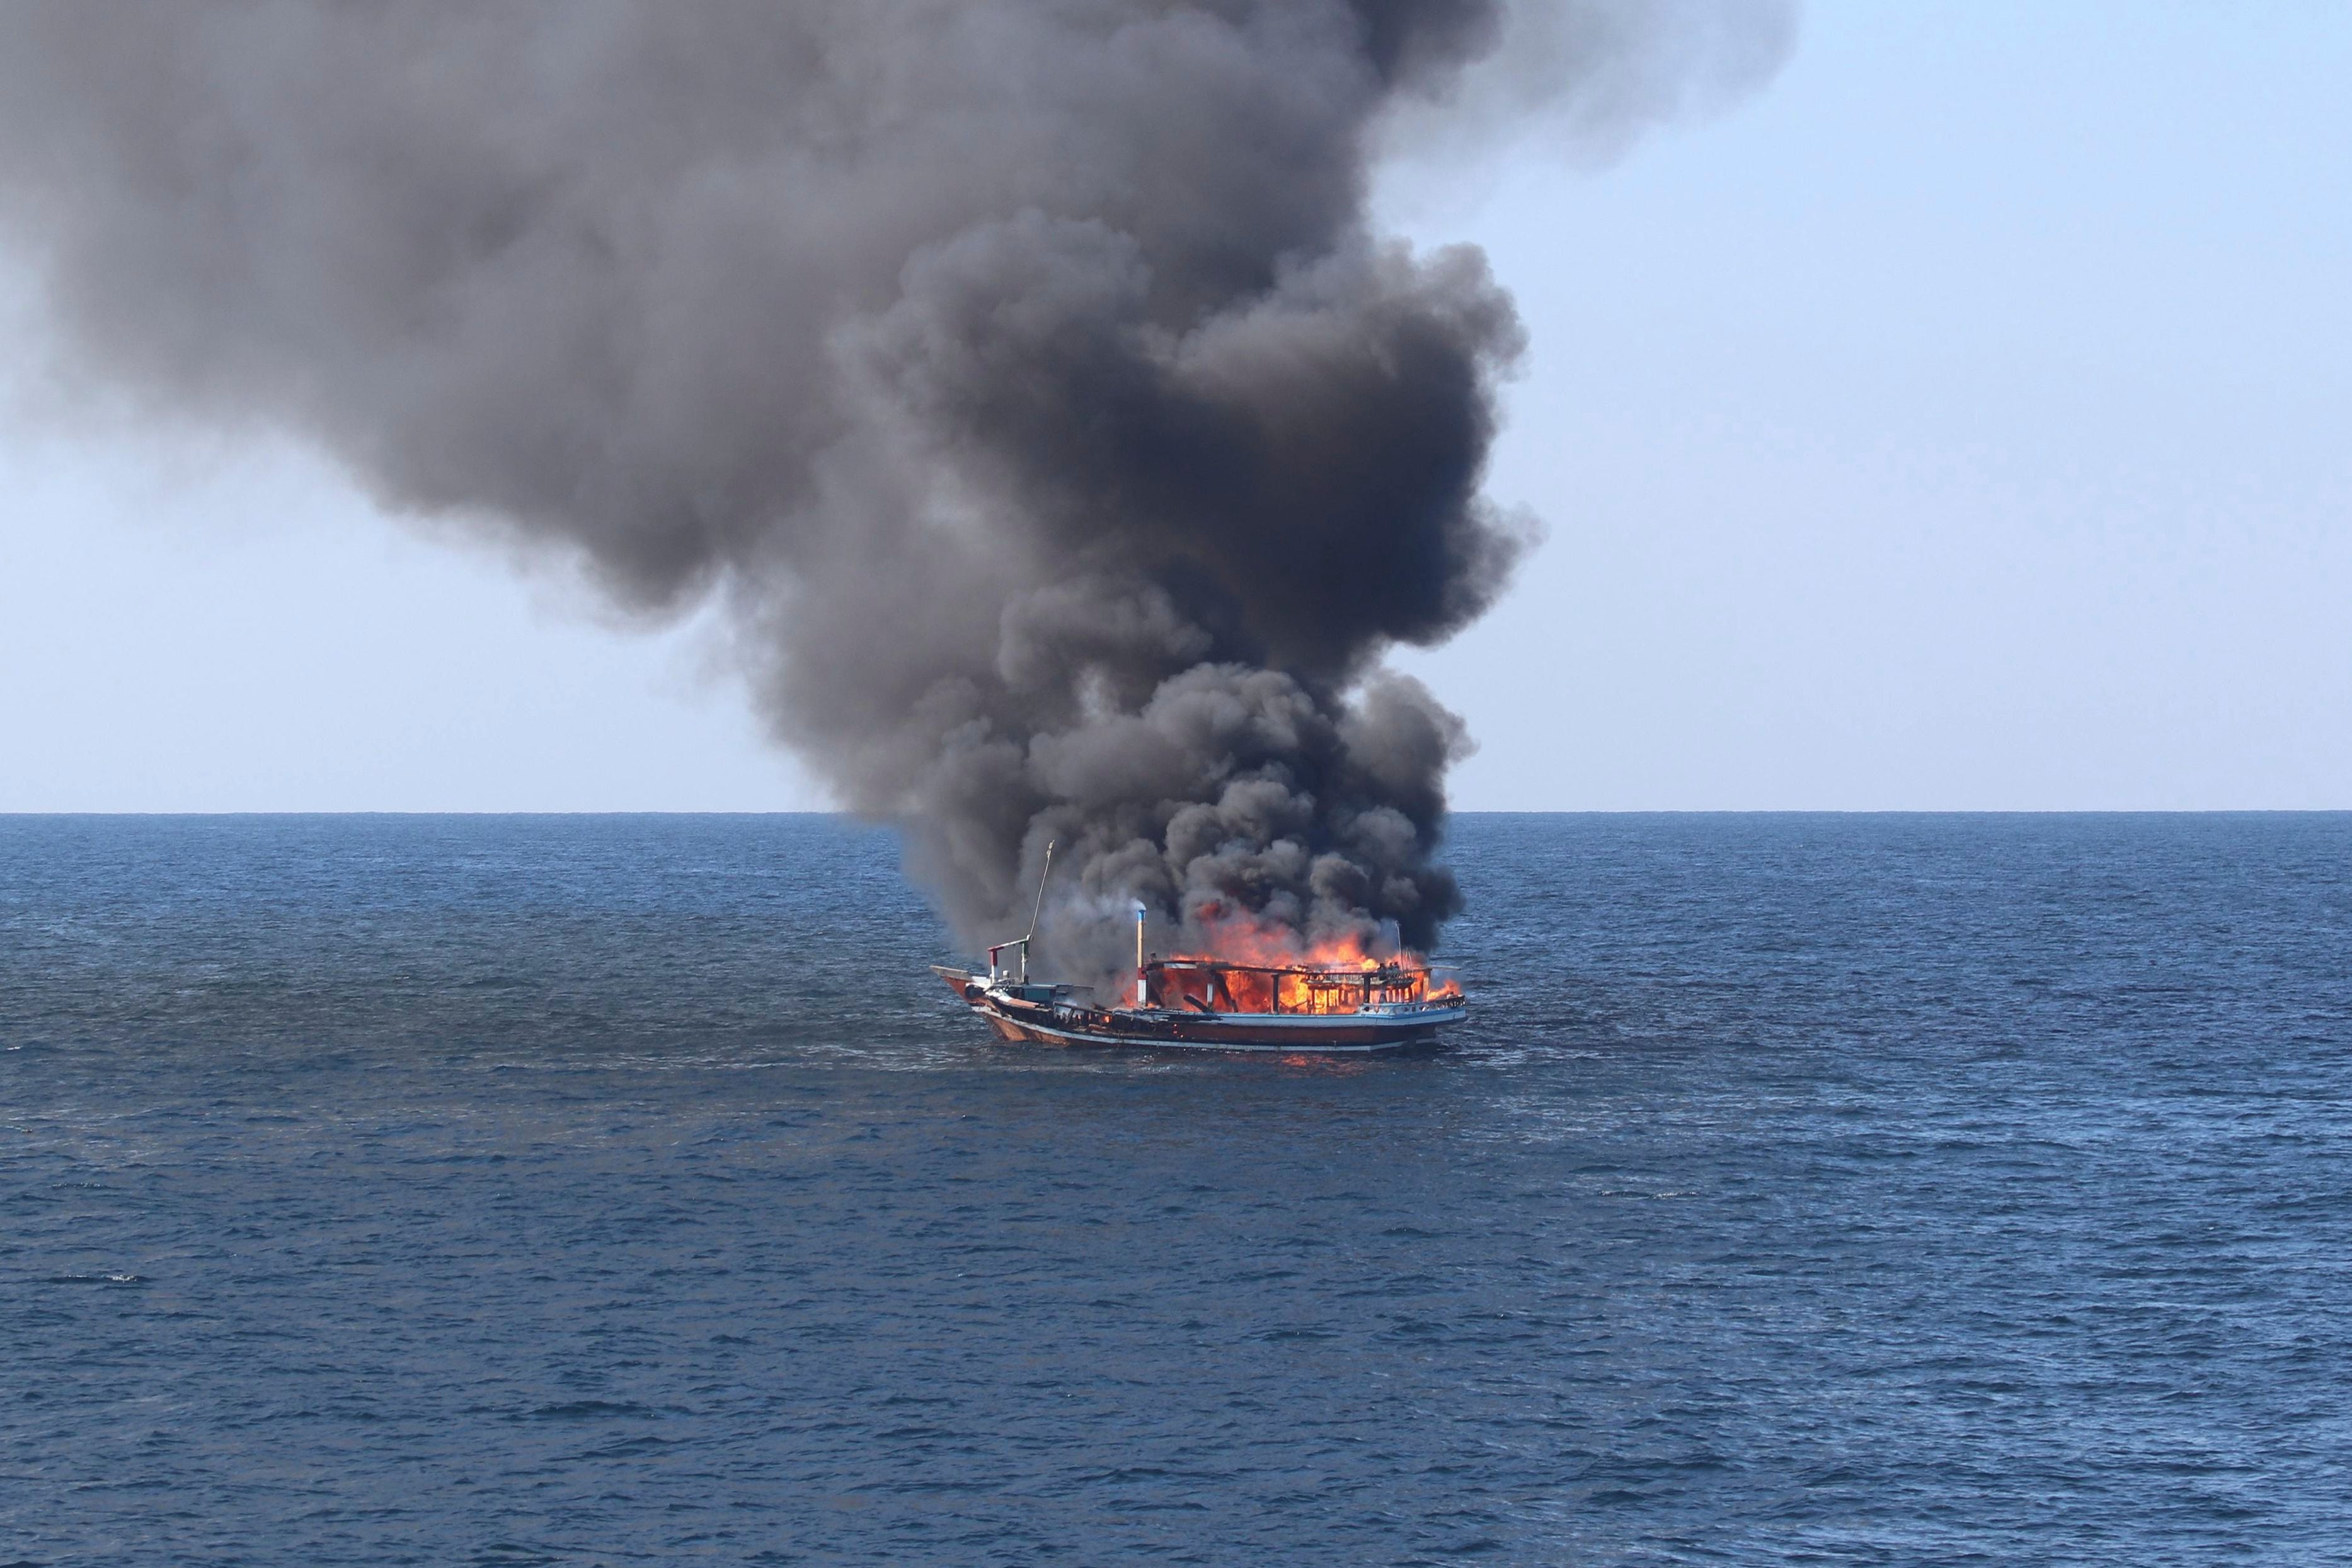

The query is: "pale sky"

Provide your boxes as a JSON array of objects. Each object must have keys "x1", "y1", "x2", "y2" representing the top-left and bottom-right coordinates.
[{"x1": 3, "y1": 4, "x2": 2346, "y2": 812}]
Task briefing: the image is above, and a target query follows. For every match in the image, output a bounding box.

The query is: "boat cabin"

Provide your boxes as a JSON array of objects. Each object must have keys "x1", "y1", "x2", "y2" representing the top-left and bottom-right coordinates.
[{"x1": 1143, "y1": 958, "x2": 1460, "y2": 1017}]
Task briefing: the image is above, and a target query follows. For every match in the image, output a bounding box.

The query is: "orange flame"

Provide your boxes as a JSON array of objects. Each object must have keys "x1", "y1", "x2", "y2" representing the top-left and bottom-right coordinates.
[
  {"x1": 1169, "y1": 909, "x2": 1389, "y2": 970},
  {"x1": 1149, "y1": 908, "x2": 1462, "y2": 1015}
]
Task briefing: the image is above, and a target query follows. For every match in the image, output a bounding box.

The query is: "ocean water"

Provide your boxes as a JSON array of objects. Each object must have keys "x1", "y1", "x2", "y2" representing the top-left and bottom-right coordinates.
[{"x1": 4, "y1": 812, "x2": 2349, "y2": 1565}]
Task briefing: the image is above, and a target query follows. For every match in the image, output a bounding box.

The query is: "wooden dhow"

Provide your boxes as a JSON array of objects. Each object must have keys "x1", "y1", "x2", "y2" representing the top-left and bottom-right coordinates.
[{"x1": 934, "y1": 844, "x2": 1466, "y2": 1053}]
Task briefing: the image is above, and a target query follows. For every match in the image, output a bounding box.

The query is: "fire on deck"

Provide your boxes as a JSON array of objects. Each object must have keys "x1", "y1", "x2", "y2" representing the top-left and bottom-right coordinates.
[{"x1": 932, "y1": 949, "x2": 1467, "y2": 1055}]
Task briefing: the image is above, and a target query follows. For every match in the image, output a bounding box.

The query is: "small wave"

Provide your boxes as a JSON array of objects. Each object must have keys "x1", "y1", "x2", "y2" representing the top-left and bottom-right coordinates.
[{"x1": 517, "y1": 1399, "x2": 657, "y2": 1421}]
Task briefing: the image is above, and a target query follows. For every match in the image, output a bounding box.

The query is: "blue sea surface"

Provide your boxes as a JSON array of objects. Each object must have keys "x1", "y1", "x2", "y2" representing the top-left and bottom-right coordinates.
[{"x1": 3, "y1": 813, "x2": 2349, "y2": 1565}]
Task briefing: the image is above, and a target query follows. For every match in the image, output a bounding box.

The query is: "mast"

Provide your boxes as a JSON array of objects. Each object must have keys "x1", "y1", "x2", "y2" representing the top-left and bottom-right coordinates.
[
  {"x1": 1134, "y1": 903, "x2": 1147, "y2": 1008},
  {"x1": 988, "y1": 839, "x2": 1053, "y2": 985},
  {"x1": 1019, "y1": 840, "x2": 1053, "y2": 983}
]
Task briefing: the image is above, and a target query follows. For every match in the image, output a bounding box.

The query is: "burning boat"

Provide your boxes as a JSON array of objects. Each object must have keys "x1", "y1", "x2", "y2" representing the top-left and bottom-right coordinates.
[{"x1": 933, "y1": 845, "x2": 1467, "y2": 1053}]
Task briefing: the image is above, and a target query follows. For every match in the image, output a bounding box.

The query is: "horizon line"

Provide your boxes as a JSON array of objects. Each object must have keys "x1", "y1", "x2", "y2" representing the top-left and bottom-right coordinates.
[{"x1": 4, "y1": 808, "x2": 2348, "y2": 820}]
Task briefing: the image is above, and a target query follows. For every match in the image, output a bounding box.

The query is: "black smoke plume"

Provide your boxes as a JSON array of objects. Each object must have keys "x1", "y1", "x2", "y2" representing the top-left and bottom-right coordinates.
[{"x1": 0, "y1": 2, "x2": 1791, "y2": 975}]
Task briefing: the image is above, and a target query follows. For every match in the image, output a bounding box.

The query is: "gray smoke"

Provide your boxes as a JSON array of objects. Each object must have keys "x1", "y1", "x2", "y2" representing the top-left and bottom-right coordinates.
[{"x1": 0, "y1": 1, "x2": 1791, "y2": 974}]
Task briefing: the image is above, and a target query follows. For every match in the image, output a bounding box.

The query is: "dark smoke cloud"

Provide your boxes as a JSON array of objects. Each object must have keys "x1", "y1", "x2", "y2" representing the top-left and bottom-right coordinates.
[{"x1": 0, "y1": 1, "x2": 1792, "y2": 976}]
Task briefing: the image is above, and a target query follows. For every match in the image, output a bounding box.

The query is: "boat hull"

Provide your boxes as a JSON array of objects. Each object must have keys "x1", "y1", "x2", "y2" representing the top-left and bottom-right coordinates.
[{"x1": 933, "y1": 968, "x2": 1462, "y2": 1053}]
